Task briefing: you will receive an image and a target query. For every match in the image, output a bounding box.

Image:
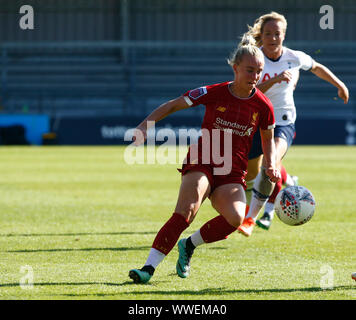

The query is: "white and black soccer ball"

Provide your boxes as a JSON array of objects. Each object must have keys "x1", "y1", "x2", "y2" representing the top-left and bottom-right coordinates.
[{"x1": 274, "y1": 186, "x2": 316, "y2": 226}]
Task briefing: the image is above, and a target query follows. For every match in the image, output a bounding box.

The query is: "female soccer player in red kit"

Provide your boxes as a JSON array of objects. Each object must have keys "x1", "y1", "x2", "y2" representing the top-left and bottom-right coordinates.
[{"x1": 129, "y1": 35, "x2": 280, "y2": 284}]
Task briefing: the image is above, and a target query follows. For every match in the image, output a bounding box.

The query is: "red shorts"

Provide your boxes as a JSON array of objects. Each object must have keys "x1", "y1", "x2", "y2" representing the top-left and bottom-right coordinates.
[{"x1": 178, "y1": 162, "x2": 247, "y2": 194}]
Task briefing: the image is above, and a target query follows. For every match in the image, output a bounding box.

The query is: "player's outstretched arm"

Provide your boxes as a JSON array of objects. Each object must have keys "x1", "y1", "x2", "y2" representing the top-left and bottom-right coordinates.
[
  {"x1": 310, "y1": 61, "x2": 349, "y2": 104},
  {"x1": 133, "y1": 96, "x2": 191, "y2": 146},
  {"x1": 260, "y1": 128, "x2": 281, "y2": 183}
]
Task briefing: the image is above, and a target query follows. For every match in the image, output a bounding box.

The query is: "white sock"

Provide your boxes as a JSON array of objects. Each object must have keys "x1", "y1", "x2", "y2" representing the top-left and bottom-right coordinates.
[
  {"x1": 245, "y1": 179, "x2": 255, "y2": 205},
  {"x1": 144, "y1": 248, "x2": 166, "y2": 269},
  {"x1": 246, "y1": 193, "x2": 268, "y2": 221},
  {"x1": 264, "y1": 202, "x2": 275, "y2": 219},
  {"x1": 190, "y1": 230, "x2": 205, "y2": 248},
  {"x1": 285, "y1": 174, "x2": 295, "y2": 187}
]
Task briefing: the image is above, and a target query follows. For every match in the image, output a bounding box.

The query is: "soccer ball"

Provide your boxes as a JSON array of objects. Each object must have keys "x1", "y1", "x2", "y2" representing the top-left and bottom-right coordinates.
[{"x1": 274, "y1": 186, "x2": 316, "y2": 226}]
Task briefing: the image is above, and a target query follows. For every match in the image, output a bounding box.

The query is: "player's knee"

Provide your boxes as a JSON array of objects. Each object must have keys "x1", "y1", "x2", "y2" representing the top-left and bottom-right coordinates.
[
  {"x1": 175, "y1": 203, "x2": 199, "y2": 224},
  {"x1": 224, "y1": 212, "x2": 244, "y2": 228}
]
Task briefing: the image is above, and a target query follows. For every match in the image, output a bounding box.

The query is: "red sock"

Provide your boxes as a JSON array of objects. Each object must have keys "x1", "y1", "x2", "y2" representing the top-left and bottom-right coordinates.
[
  {"x1": 200, "y1": 215, "x2": 237, "y2": 243},
  {"x1": 280, "y1": 165, "x2": 287, "y2": 185},
  {"x1": 152, "y1": 213, "x2": 190, "y2": 255},
  {"x1": 245, "y1": 204, "x2": 249, "y2": 217},
  {"x1": 268, "y1": 176, "x2": 283, "y2": 203}
]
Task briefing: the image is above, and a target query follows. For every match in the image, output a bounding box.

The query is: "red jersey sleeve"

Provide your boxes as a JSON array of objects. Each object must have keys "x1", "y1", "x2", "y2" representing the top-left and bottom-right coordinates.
[{"x1": 182, "y1": 85, "x2": 213, "y2": 107}]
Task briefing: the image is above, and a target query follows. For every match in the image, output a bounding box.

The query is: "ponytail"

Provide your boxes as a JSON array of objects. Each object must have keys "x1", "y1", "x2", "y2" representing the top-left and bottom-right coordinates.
[{"x1": 227, "y1": 32, "x2": 263, "y2": 66}]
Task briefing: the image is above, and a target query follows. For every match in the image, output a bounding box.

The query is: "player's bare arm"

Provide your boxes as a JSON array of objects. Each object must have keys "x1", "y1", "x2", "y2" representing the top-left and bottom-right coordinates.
[
  {"x1": 260, "y1": 128, "x2": 281, "y2": 183},
  {"x1": 310, "y1": 61, "x2": 349, "y2": 104},
  {"x1": 133, "y1": 96, "x2": 190, "y2": 145},
  {"x1": 257, "y1": 70, "x2": 293, "y2": 93}
]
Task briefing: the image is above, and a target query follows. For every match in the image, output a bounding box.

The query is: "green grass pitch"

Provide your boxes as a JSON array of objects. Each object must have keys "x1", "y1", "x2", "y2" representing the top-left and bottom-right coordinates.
[{"x1": 0, "y1": 145, "x2": 355, "y2": 300}]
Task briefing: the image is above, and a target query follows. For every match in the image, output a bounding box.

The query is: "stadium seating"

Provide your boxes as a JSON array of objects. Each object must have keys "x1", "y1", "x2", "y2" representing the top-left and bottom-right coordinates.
[{"x1": 0, "y1": 42, "x2": 354, "y2": 119}]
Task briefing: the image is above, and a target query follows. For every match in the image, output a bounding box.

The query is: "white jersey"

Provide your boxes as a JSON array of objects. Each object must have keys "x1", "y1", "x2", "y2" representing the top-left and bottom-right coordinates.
[{"x1": 257, "y1": 47, "x2": 313, "y2": 126}]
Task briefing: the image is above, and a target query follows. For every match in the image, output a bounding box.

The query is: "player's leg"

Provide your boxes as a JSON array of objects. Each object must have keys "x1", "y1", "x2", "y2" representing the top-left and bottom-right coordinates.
[
  {"x1": 238, "y1": 163, "x2": 276, "y2": 236},
  {"x1": 245, "y1": 155, "x2": 263, "y2": 206},
  {"x1": 256, "y1": 170, "x2": 283, "y2": 230},
  {"x1": 285, "y1": 168, "x2": 299, "y2": 187},
  {"x1": 258, "y1": 164, "x2": 299, "y2": 228},
  {"x1": 176, "y1": 183, "x2": 246, "y2": 278},
  {"x1": 237, "y1": 132, "x2": 264, "y2": 237},
  {"x1": 257, "y1": 163, "x2": 288, "y2": 229},
  {"x1": 280, "y1": 164, "x2": 288, "y2": 185},
  {"x1": 251, "y1": 137, "x2": 287, "y2": 216},
  {"x1": 256, "y1": 124, "x2": 295, "y2": 231},
  {"x1": 210, "y1": 183, "x2": 246, "y2": 228},
  {"x1": 245, "y1": 132, "x2": 263, "y2": 208},
  {"x1": 129, "y1": 170, "x2": 211, "y2": 284},
  {"x1": 279, "y1": 164, "x2": 299, "y2": 187},
  {"x1": 237, "y1": 156, "x2": 263, "y2": 237},
  {"x1": 241, "y1": 136, "x2": 287, "y2": 236}
]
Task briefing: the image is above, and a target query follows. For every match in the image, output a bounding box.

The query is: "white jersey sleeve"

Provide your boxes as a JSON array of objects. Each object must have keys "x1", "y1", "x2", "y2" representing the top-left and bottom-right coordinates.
[{"x1": 294, "y1": 50, "x2": 314, "y2": 71}]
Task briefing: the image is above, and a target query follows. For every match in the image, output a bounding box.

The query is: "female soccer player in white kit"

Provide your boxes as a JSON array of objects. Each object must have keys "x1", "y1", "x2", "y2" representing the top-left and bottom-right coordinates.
[{"x1": 238, "y1": 11, "x2": 349, "y2": 236}]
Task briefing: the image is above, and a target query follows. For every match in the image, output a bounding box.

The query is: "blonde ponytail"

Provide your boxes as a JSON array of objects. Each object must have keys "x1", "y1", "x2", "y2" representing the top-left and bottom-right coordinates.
[
  {"x1": 227, "y1": 32, "x2": 263, "y2": 66},
  {"x1": 238, "y1": 33, "x2": 256, "y2": 47}
]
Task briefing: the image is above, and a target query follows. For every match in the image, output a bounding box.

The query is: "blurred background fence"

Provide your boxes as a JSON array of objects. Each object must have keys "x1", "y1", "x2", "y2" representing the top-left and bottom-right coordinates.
[{"x1": 0, "y1": 0, "x2": 355, "y2": 145}]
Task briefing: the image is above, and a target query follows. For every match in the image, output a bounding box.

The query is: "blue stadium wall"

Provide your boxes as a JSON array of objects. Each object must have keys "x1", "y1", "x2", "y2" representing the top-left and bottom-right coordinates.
[
  {"x1": 0, "y1": 0, "x2": 355, "y2": 145},
  {"x1": 1, "y1": 0, "x2": 356, "y2": 42},
  {"x1": 52, "y1": 116, "x2": 356, "y2": 146}
]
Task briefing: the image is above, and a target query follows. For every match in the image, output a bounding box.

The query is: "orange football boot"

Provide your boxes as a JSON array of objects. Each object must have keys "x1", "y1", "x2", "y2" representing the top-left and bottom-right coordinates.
[{"x1": 237, "y1": 217, "x2": 256, "y2": 237}]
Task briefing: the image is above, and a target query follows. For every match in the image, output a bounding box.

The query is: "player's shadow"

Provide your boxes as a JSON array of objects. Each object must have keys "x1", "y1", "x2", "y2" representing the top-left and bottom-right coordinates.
[
  {"x1": 0, "y1": 280, "x2": 170, "y2": 289},
  {"x1": 0, "y1": 281, "x2": 165, "y2": 298},
  {"x1": 0, "y1": 231, "x2": 157, "y2": 237},
  {"x1": 6, "y1": 246, "x2": 228, "y2": 253},
  {"x1": 6, "y1": 246, "x2": 151, "y2": 253},
  {"x1": 1, "y1": 282, "x2": 353, "y2": 298},
  {"x1": 0, "y1": 282, "x2": 128, "y2": 289},
  {"x1": 122, "y1": 285, "x2": 355, "y2": 296}
]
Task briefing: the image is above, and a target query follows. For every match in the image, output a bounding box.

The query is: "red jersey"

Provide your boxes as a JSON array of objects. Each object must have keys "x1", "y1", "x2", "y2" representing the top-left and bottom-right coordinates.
[{"x1": 183, "y1": 82, "x2": 275, "y2": 174}]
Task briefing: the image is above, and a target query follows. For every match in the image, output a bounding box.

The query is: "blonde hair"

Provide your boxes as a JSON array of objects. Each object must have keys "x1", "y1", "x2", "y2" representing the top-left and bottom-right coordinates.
[
  {"x1": 227, "y1": 33, "x2": 264, "y2": 66},
  {"x1": 246, "y1": 11, "x2": 287, "y2": 47}
]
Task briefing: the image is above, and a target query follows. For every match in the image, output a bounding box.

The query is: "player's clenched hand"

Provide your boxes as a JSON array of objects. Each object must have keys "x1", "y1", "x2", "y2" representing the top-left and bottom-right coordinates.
[
  {"x1": 275, "y1": 70, "x2": 293, "y2": 84},
  {"x1": 265, "y1": 167, "x2": 281, "y2": 183},
  {"x1": 338, "y1": 84, "x2": 349, "y2": 104},
  {"x1": 132, "y1": 127, "x2": 146, "y2": 146}
]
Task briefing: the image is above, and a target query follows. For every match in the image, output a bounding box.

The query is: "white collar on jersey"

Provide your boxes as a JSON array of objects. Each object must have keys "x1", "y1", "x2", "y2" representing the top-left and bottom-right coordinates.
[{"x1": 261, "y1": 46, "x2": 284, "y2": 62}]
